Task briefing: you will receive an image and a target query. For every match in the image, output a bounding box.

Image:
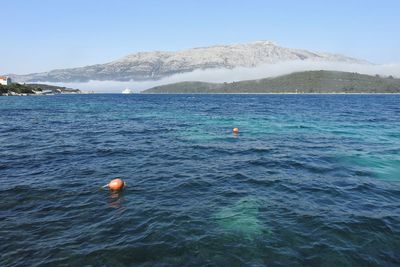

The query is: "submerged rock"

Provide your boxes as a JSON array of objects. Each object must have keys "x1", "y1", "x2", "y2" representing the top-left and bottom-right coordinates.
[{"x1": 214, "y1": 197, "x2": 270, "y2": 239}]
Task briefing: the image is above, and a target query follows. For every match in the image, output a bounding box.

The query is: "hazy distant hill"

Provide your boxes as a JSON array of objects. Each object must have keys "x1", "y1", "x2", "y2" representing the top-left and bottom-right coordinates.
[
  {"x1": 142, "y1": 71, "x2": 400, "y2": 94},
  {"x1": 9, "y1": 41, "x2": 367, "y2": 83}
]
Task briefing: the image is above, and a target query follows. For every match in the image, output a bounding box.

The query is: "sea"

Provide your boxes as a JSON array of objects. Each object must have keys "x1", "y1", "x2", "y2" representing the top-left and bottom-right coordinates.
[{"x1": 0, "y1": 94, "x2": 399, "y2": 266}]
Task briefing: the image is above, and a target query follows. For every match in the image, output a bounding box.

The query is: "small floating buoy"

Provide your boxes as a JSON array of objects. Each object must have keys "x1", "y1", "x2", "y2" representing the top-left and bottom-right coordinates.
[
  {"x1": 233, "y1": 127, "x2": 239, "y2": 134},
  {"x1": 106, "y1": 178, "x2": 125, "y2": 191}
]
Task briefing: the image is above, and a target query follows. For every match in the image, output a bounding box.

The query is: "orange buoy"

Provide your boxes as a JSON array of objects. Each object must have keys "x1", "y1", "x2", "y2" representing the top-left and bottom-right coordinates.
[
  {"x1": 107, "y1": 178, "x2": 125, "y2": 191},
  {"x1": 233, "y1": 127, "x2": 239, "y2": 134}
]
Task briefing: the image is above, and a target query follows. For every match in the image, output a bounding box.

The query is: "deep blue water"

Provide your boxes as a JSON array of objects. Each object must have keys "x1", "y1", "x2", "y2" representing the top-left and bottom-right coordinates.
[{"x1": 0, "y1": 94, "x2": 399, "y2": 266}]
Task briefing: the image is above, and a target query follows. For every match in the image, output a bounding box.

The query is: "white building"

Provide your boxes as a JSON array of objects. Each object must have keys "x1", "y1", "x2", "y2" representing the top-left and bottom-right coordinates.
[{"x1": 0, "y1": 76, "x2": 11, "y2": 85}]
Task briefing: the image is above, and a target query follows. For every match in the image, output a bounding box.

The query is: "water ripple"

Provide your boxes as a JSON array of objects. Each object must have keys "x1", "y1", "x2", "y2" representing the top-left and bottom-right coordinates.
[{"x1": 0, "y1": 94, "x2": 400, "y2": 266}]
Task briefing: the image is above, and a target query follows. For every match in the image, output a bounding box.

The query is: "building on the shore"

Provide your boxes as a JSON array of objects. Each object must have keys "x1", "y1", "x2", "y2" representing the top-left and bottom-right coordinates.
[{"x1": 0, "y1": 76, "x2": 11, "y2": 85}]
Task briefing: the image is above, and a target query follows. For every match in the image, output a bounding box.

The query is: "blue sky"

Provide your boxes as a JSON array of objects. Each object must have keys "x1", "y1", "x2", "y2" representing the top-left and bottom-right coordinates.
[{"x1": 1, "y1": 0, "x2": 399, "y2": 74}]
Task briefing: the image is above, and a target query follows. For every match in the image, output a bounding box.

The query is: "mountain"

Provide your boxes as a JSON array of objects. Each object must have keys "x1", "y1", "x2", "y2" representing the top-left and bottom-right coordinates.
[
  {"x1": 142, "y1": 71, "x2": 400, "y2": 94},
  {"x1": 9, "y1": 41, "x2": 368, "y2": 83}
]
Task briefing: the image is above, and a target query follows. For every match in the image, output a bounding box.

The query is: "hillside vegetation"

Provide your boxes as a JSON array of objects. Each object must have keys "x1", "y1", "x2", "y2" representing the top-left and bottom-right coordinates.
[
  {"x1": 143, "y1": 71, "x2": 400, "y2": 94},
  {"x1": 0, "y1": 83, "x2": 80, "y2": 95},
  {"x1": 0, "y1": 83, "x2": 36, "y2": 94}
]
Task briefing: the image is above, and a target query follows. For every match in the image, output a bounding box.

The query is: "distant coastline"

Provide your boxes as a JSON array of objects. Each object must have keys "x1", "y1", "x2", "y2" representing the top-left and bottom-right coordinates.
[
  {"x1": 0, "y1": 83, "x2": 81, "y2": 96},
  {"x1": 141, "y1": 92, "x2": 400, "y2": 95},
  {"x1": 142, "y1": 70, "x2": 400, "y2": 94}
]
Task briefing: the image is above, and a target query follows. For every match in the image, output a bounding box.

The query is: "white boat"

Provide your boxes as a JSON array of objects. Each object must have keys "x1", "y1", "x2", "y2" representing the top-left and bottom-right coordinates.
[{"x1": 122, "y1": 88, "x2": 133, "y2": 94}]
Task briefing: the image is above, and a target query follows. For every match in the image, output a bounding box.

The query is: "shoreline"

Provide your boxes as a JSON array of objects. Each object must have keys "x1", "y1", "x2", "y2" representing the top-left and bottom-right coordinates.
[
  {"x1": 139, "y1": 92, "x2": 400, "y2": 95},
  {"x1": 2, "y1": 92, "x2": 400, "y2": 96}
]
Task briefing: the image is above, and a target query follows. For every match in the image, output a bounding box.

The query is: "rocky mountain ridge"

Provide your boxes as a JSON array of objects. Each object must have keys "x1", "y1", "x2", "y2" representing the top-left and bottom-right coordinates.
[{"x1": 10, "y1": 41, "x2": 368, "y2": 83}]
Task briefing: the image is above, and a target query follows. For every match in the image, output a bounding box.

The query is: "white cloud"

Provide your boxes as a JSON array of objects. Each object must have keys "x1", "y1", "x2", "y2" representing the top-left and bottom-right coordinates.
[{"x1": 46, "y1": 60, "x2": 400, "y2": 93}]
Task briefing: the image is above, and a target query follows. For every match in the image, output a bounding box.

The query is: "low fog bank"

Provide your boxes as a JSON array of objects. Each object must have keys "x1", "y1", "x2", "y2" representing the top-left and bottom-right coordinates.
[{"x1": 45, "y1": 60, "x2": 400, "y2": 93}]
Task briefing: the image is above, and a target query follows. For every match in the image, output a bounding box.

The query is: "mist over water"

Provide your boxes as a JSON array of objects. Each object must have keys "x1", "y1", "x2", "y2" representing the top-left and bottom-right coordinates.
[
  {"x1": 46, "y1": 61, "x2": 400, "y2": 93},
  {"x1": 0, "y1": 94, "x2": 399, "y2": 266}
]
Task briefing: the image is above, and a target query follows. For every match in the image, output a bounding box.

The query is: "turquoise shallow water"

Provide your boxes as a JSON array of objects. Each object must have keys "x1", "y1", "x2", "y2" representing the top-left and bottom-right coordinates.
[{"x1": 0, "y1": 94, "x2": 399, "y2": 266}]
